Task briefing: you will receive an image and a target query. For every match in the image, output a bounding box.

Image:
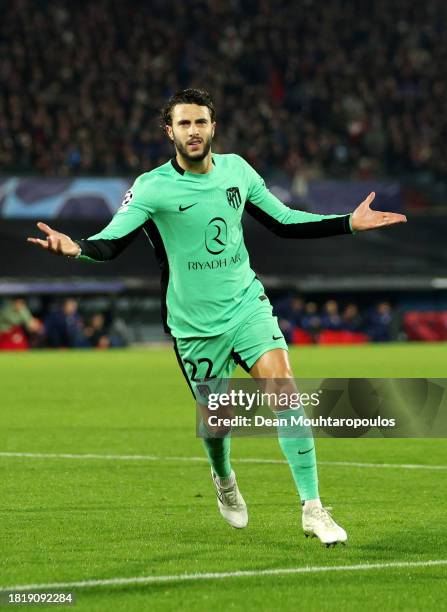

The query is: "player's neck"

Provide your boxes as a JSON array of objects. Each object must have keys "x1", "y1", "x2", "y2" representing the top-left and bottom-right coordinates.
[{"x1": 175, "y1": 151, "x2": 213, "y2": 174}]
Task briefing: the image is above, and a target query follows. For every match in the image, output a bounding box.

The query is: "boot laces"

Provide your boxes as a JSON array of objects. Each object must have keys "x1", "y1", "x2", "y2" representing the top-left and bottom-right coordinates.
[
  {"x1": 219, "y1": 482, "x2": 240, "y2": 508},
  {"x1": 312, "y1": 506, "x2": 337, "y2": 528}
]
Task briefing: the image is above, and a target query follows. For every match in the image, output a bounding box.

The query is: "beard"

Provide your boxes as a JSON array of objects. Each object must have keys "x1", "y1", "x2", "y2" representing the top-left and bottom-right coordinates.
[{"x1": 173, "y1": 133, "x2": 213, "y2": 163}]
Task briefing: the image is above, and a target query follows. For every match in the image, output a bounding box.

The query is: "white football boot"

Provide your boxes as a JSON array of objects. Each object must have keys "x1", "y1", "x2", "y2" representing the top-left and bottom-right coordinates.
[
  {"x1": 302, "y1": 505, "x2": 347, "y2": 547},
  {"x1": 211, "y1": 469, "x2": 248, "y2": 529}
]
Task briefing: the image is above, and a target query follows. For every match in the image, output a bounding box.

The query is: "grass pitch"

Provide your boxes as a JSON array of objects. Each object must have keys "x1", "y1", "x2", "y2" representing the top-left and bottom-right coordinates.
[{"x1": 1, "y1": 343, "x2": 446, "y2": 611}]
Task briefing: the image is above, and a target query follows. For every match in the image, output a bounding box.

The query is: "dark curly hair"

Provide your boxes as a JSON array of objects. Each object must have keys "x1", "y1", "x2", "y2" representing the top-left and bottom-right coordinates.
[{"x1": 160, "y1": 88, "x2": 216, "y2": 129}]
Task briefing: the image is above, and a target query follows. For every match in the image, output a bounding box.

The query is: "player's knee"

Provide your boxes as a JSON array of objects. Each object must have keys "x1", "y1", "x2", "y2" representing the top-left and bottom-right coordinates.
[
  {"x1": 202, "y1": 420, "x2": 232, "y2": 437},
  {"x1": 262, "y1": 377, "x2": 296, "y2": 396},
  {"x1": 199, "y1": 403, "x2": 233, "y2": 437},
  {"x1": 260, "y1": 377, "x2": 298, "y2": 410},
  {"x1": 270, "y1": 364, "x2": 294, "y2": 379}
]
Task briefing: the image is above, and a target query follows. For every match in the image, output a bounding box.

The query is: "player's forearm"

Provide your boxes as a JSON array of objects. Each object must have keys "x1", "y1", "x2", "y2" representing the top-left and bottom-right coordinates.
[
  {"x1": 246, "y1": 200, "x2": 353, "y2": 238},
  {"x1": 71, "y1": 208, "x2": 147, "y2": 264},
  {"x1": 74, "y1": 238, "x2": 120, "y2": 262},
  {"x1": 74, "y1": 227, "x2": 141, "y2": 262}
]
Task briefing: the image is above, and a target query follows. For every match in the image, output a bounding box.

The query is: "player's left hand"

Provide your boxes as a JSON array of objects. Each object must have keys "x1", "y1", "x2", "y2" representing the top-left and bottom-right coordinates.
[{"x1": 351, "y1": 192, "x2": 407, "y2": 232}]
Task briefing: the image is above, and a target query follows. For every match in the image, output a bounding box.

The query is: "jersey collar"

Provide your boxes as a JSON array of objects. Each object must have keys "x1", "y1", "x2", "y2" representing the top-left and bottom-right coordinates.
[{"x1": 171, "y1": 156, "x2": 216, "y2": 176}]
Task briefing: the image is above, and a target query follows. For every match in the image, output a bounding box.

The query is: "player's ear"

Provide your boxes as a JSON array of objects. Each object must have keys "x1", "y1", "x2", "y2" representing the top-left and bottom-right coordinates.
[
  {"x1": 211, "y1": 122, "x2": 216, "y2": 137},
  {"x1": 165, "y1": 124, "x2": 174, "y2": 142}
]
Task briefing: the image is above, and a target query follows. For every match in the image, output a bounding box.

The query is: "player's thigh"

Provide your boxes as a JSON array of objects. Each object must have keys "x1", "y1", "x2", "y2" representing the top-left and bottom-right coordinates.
[
  {"x1": 231, "y1": 304, "x2": 298, "y2": 407},
  {"x1": 231, "y1": 302, "x2": 290, "y2": 374},
  {"x1": 174, "y1": 335, "x2": 237, "y2": 434},
  {"x1": 173, "y1": 335, "x2": 235, "y2": 404},
  {"x1": 250, "y1": 348, "x2": 298, "y2": 408},
  {"x1": 250, "y1": 348, "x2": 294, "y2": 379}
]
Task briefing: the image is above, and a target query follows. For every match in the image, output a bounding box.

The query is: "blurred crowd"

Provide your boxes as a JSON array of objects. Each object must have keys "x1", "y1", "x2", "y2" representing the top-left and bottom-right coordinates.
[
  {"x1": 1, "y1": 295, "x2": 445, "y2": 349},
  {"x1": 274, "y1": 295, "x2": 394, "y2": 344},
  {"x1": 2, "y1": 0, "x2": 446, "y2": 180},
  {"x1": 0, "y1": 298, "x2": 128, "y2": 350}
]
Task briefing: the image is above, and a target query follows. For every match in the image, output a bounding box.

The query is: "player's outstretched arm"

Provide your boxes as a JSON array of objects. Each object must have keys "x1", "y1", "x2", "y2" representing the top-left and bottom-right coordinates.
[
  {"x1": 27, "y1": 179, "x2": 153, "y2": 261},
  {"x1": 242, "y1": 156, "x2": 406, "y2": 239},
  {"x1": 27, "y1": 222, "x2": 81, "y2": 257},
  {"x1": 351, "y1": 192, "x2": 407, "y2": 231}
]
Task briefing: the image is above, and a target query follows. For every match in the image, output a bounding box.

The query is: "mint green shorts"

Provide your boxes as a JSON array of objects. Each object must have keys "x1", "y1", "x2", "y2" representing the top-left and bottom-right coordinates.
[{"x1": 173, "y1": 297, "x2": 288, "y2": 402}]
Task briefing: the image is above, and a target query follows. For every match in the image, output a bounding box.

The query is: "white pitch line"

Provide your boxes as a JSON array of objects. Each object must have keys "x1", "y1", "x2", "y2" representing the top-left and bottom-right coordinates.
[
  {"x1": 2, "y1": 560, "x2": 446, "y2": 592},
  {"x1": 319, "y1": 460, "x2": 447, "y2": 471},
  {"x1": 0, "y1": 451, "x2": 446, "y2": 470}
]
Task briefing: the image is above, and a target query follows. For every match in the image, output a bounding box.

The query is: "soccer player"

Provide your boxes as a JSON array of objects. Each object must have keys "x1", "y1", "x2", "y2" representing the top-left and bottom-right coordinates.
[{"x1": 28, "y1": 89, "x2": 406, "y2": 546}]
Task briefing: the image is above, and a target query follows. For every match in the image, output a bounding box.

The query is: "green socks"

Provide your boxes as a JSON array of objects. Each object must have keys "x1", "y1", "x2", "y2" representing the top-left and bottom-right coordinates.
[
  {"x1": 199, "y1": 420, "x2": 232, "y2": 478},
  {"x1": 199, "y1": 407, "x2": 318, "y2": 498},
  {"x1": 276, "y1": 408, "x2": 319, "y2": 501}
]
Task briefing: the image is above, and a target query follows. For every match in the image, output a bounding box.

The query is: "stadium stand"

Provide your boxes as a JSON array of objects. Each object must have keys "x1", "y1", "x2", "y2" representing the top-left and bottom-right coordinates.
[
  {"x1": 1, "y1": 0, "x2": 446, "y2": 345},
  {"x1": 1, "y1": 0, "x2": 446, "y2": 188}
]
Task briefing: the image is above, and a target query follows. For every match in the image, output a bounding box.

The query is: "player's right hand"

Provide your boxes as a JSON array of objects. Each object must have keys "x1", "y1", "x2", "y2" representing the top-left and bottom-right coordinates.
[{"x1": 27, "y1": 222, "x2": 81, "y2": 257}]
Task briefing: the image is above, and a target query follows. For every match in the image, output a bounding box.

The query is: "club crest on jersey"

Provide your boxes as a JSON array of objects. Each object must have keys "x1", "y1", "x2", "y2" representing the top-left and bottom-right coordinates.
[
  {"x1": 118, "y1": 189, "x2": 133, "y2": 213},
  {"x1": 226, "y1": 187, "x2": 242, "y2": 210}
]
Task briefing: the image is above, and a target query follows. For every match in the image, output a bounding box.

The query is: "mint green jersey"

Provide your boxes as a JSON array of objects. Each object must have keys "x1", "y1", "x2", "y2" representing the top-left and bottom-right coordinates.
[{"x1": 77, "y1": 154, "x2": 353, "y2": 337}]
